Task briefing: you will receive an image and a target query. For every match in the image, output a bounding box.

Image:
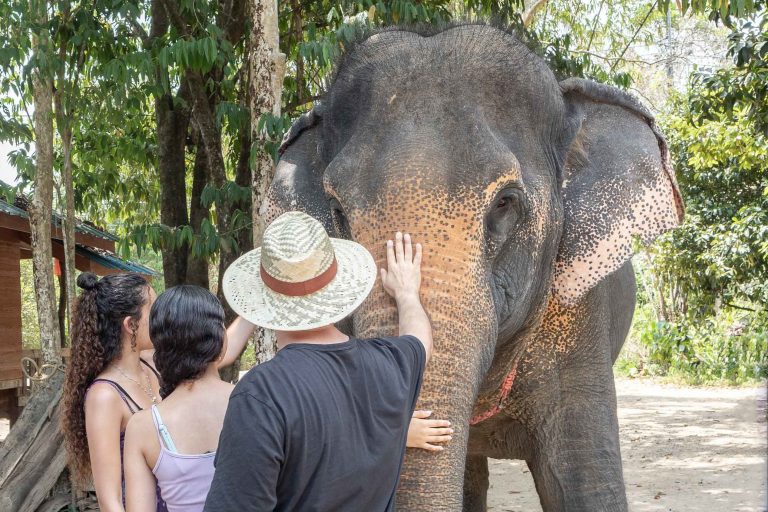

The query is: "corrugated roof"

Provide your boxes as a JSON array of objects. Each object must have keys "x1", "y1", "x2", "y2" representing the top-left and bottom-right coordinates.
[
  {"x1": 76, "y1": 245, "x2": 159, "y2": 276},
  {"x1": 0, "y1": 198, "x2": 29, "y2": 217},
  {"x1": 0, "y1": 197, "x2": 118, "y2": 241}
]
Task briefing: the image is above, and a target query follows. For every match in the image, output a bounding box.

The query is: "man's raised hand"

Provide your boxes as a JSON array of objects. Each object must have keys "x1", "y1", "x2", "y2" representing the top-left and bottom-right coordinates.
[{"x1": 381, "y1": 232, "x2": 422, "y2": 303}]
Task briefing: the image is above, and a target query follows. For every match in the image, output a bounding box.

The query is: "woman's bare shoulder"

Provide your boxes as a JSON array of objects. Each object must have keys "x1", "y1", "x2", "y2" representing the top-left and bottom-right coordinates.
[
  {"x1": 125, "y1": 408, "x2": 154, "y2": 440},
  {"x1": 84, "y1": 380, "x2": 124, "y2": 409}
]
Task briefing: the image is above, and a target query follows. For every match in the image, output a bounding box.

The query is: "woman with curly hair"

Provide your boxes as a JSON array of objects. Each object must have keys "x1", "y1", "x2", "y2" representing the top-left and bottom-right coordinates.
[{"x1": 60, "y1": 273, "x2": 255, "y2": 512}]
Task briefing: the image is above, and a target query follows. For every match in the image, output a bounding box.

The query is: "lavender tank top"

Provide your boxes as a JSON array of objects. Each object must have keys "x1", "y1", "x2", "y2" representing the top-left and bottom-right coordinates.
[{"x1": 150, "y1": 405, "x2": 216, "y2": 512}]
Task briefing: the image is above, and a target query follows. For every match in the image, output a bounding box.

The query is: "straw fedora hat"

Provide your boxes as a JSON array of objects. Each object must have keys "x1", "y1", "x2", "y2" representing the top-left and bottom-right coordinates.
[{"x1": 222, "y1": 211, "x2": 377, "y2": 331}]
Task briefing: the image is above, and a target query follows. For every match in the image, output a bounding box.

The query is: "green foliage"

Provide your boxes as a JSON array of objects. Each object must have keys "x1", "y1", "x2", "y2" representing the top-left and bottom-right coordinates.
[
  {"x1": 623, "y1": 9, "x2": 768, "y2": 384},
  {"x1": 618, "y1": 305, "x2": 768, "y2": 384},
  {"x1": 652, "y1": 11, "x2": 768, "y2": 314},
  {"x1": 20, "y1": 260, "x2": 42, "y2": 349},
  {"x1": 663, "y1": 0, "x2": 766, "y2": 25}
]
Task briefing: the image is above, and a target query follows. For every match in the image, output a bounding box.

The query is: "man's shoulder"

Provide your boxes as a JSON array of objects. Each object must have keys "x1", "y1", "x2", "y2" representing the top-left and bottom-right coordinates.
[
  {"x1": 358, "y1": 335, "x2": 426, "y2": 372},
  {"x1": 232, "y1": 359, "x2": 279, "y2": 395},
  {"x1": 361, "y1": 335, "x2": 424, "y2": 354}
]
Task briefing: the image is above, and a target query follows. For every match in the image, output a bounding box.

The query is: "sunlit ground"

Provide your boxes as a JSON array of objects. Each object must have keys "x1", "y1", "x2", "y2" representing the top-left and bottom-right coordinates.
[{"x1": 487, "y1": 378, "x2": 768, "y2": 512}]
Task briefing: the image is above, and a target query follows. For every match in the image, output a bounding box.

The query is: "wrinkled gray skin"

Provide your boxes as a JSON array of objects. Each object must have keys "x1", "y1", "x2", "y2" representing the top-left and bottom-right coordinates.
[{"x1": 262, "y1": 24, "x2": 683, "y2": 512}]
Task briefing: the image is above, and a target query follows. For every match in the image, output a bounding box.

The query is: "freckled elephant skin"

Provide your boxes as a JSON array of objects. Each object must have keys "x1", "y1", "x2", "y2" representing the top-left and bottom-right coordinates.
[{"x1": 261, "y1": 24, "x2": 683, "y2": 512}]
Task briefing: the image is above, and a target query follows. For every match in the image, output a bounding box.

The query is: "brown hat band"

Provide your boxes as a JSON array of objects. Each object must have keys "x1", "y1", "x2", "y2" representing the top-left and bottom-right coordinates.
[{"x1": 260, "y1": 258, "x2": 338, "y2": 297}]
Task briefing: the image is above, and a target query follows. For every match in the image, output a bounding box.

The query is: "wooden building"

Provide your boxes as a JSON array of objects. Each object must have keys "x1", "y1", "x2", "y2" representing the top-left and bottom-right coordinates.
[{"x1": 0, "y1": 197, "x2": 155, "y2": 425}]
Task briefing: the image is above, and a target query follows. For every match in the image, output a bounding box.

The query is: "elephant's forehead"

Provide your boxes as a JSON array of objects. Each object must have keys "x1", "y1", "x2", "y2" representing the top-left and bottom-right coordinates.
[
  {"x1": 323, "y1": 116, "x2": 529, "y2": 201},
  {"x1": 350, "y1": 185, "x2": 484, "y2": 244}
]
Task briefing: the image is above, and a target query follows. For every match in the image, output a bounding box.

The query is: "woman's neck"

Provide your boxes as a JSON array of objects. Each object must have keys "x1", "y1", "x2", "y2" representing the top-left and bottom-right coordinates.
[
  {"x1": 168, "y1": 364, "x2": 223, "y2": 398},
  {"x1": 111, "y1": 337, "x2": 144, "y2": 375}
]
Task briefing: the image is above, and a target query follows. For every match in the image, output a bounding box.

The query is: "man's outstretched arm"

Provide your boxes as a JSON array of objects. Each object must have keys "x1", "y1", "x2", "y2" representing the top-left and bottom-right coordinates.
[{"x1": 380, "y1": 232, "x2": 433, "y2": 363}]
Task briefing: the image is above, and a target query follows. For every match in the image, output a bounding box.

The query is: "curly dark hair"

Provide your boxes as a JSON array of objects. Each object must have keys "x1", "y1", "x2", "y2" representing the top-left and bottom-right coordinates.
[
  {"x1": 150, "y1": 285, "x2": 225, "y2": 399},
  {"x1": 60, "y1": 272, "x2": 150, "y2": 486}
]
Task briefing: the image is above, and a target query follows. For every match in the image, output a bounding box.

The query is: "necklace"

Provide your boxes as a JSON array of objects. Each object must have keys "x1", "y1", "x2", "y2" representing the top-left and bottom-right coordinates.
[{"x1": 113, "y1": 364, "x2": 158, "y2": 405}]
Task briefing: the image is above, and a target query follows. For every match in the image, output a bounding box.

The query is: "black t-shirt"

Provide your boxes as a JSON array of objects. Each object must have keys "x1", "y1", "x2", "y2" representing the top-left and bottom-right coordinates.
[{"x1": 203, "y1": 336, "x2": 426, "y2": 512}]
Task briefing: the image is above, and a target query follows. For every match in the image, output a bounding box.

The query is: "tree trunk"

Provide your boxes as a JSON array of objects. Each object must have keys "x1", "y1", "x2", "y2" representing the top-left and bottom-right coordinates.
[
  {"x1": 59, "y1": 127, "x2": 76, "y2": 336},
  {"x1": 156, "y1": 85, "x2": 191, "y2": 288},
  {"x1": 152, "y1": 0, "x2": 191, "y2": 289},
  {"x1": 54, "y1": 16, "x2": 78, "y2": 337},
  {"x1": 234, "y1": 116, "x2": 253, "y2": 259},
  {"x1": 0, "y1": 370, "x2": 66, "y2": 512},
  {"x1": 29, "y1": 0, "x2": 62, "y2": 365},
  {"x1": 249, "y1": 0, "x2": 285, "y2": 241},
  {"x1": 250, "y1": 0, "x2": 284, "y2": 364},
  {"x1": 187, "y1": 131, "x2": 210, "y2": 288}
]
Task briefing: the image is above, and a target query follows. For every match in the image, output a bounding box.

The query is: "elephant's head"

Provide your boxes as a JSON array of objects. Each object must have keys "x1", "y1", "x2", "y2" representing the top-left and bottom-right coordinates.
[{"x1": 263, "y1": 24, "x2": 683, "y2": 508}]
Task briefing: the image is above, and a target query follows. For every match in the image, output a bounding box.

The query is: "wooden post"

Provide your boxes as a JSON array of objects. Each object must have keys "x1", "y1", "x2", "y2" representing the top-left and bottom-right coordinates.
[{"x1": 0, "y1": 238, "x2": 23, "y2": 395}]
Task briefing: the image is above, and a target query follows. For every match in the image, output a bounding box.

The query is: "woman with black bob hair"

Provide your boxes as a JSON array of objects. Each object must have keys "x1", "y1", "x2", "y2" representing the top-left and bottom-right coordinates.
[{"x1": 124, "y1": 285, "x2": 237, "y2": 512}]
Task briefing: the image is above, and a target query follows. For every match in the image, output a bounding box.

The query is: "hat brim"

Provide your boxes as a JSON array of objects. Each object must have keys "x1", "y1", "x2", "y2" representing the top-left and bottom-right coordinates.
[{"x1": 222, "y1": 239, "x2": 377, "y2": 331}]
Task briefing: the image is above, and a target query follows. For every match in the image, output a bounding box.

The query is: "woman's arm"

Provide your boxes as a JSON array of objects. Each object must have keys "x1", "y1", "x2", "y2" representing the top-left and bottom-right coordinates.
[
  {"x1": 218, "y1": 316, "x2": 256, "y2": 368},
  {"x1": 406, "y1": 410, "x2": 453, "y2": 452},
  {"x1": 124, "y1": 413, "x2": 159, "y2": 512},
  {"x1": 84, "y1": 385, "x2": 129, "y2": 512}
]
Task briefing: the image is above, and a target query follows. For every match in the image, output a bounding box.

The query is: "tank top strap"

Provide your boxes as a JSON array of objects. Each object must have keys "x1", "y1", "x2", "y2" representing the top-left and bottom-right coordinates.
[
  {"x1": 90, "y1": 378, "x2": 142, "y2": 414},
  {"x1": 151, "y1": 405, "x2": 179, "y2": 454},
  {"x1": 140, "y1": 358, "x2": 161, "y2": 380}
]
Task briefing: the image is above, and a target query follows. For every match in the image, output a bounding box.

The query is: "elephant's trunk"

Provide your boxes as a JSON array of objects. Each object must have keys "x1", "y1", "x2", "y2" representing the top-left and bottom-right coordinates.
[{"x1": 352, "y1": 202, "x2": 497, "y2": 510}]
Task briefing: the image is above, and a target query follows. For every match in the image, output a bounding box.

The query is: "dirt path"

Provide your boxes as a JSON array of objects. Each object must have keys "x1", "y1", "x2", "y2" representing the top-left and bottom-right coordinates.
[{"x1": 487, "y1": 378, "x2": 767, "y2": 512}]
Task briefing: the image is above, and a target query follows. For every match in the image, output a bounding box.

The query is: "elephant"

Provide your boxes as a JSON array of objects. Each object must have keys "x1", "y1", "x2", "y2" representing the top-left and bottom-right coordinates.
[{"x1": 261, "y1": 23, "x2": 684, "y2": 512}]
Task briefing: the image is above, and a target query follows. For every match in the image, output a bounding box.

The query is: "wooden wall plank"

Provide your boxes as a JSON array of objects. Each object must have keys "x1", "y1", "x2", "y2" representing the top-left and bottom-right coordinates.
[{"x1": 0, "y1": 240, "x2": 22, "y2": 384}]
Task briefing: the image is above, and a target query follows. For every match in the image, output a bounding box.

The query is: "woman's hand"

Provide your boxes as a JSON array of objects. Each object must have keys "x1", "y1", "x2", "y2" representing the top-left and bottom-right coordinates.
[{"x1": 406, "y1": 410, "x2": 453, "y2": 451}]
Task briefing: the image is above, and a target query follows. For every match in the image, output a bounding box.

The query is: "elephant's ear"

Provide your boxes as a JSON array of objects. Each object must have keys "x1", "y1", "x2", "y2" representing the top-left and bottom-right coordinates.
[
  {"x1": 552, "y1": 78, "x2": 684, "y2": 304},
  {"x1": 260, "y1": 107, "x2": 332, "y2": 231}
]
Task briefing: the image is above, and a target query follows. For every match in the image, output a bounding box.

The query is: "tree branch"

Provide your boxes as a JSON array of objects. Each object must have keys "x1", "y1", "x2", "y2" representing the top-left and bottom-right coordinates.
[
  {"x1": 724, "y1": 303, "x2": 757, "y2": 312},
  {"x1": 610, "y1": 0, "x2": 658, "y2": 73},
  {"x1": 522, "y1": 0, "x2": 549, "y2": 28},
  {"x1": 127, "y1": 17, "x2": 151, "y2": 48},
  {"x1": 159, "y1": 0, "x2": 191, "y2": 39},
  {"x1": 585, "y1": 0, "x2": 605, "y2": 52},
  {"x1": 285, "y1": 94, "x2": 322, "y2": 115}
]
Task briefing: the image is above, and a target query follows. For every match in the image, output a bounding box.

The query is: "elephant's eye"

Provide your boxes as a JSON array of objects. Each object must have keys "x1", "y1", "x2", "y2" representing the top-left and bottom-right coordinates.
[{"x1": 485, "y1": 187, "x2": 526, "y2": 252}]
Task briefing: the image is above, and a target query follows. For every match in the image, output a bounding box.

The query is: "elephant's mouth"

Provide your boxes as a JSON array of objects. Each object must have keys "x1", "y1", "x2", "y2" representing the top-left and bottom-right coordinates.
[{"x1": 469, "y1": 359, "x2": 519, "y2": 425}]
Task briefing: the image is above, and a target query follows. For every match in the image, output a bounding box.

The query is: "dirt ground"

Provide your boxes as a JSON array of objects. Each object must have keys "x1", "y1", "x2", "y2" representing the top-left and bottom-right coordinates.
[
  {"x1": 1, "y1": 378, "x2": 765, "y2": 512},
  {"x1": 487, "y1": 378, "x2": 767, "y2": 512}
]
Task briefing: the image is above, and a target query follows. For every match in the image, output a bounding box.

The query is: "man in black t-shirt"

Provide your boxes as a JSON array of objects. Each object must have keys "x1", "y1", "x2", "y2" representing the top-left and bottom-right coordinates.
[{"x1": 205, "y1": 211, "x2": 433, "y2": 512}]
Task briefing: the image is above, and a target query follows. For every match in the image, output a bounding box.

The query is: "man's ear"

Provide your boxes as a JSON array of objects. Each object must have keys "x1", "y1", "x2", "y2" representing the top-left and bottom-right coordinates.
[
  {"x1": 552, "y1": 78, "x2": 685, "y2": 304},
  {"x1": 260, "y1": 107, "x2": 334, "y2": 232}
]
